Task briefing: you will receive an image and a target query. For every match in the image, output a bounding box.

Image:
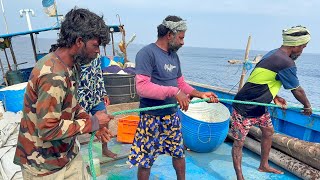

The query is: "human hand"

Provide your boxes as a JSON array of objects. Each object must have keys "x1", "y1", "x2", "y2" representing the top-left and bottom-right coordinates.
[
  {"x1": 95, "y1": 127, "x2": 112, "y2": 143},
  {"x1": 94, "y1": 111, "x2": 114, "y2": 127},
  {"x1": 199, "y1": 92, "x2": 219, "y2": 103},
  {"x1": 104, "y1": 96, "x2": 110, "y2": 106},
  {"x1": 273, "y1": 96, "x2": 287, "y2": 109},
  {"x1": 302, "y1": 107, "x2": 312, "y2": 116},
  {"x1": 175, "y1": 90, "x2": 190, "y2": 111}
]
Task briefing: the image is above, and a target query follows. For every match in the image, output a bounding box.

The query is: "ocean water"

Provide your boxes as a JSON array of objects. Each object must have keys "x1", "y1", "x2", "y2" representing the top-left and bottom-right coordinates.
[{"x1": 1, "y1": 37, "x2": 319, "y2": 108}]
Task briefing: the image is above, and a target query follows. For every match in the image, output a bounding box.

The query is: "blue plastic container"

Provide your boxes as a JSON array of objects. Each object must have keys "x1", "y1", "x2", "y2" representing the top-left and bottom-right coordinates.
[
  {"x1": 113, "y1": 56, "x2": 125, "y2": 65},
  {"x1": 101, "y1": 56, "x2": 111, "y2": 69},
  {"x1": 178, "y1": 102, "x2": 230, "y2": 153},
  {"x1": 0, "y1": 83, "x2": 27, "y2": 112}
]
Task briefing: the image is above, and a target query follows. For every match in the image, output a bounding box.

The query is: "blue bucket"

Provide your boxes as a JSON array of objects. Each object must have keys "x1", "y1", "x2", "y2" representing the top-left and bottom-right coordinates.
[
  {"x1": 0, "y1": 83, "x2": 27, "y2": 112},
  {"x1": 178, "y1": 102, "x2": 230, "y2": 153},
  {"x1": 100, "y1": 56, "x2": 111, "y2": 69}
]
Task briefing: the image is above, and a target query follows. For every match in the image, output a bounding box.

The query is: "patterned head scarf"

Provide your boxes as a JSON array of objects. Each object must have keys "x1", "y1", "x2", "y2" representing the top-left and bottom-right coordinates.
[
  {"x1": 162, "y1": 19, "x2": 187, "y2": 33},
  {"x1": 282, "y1": 25, "x2": 311, "y2": 46}
]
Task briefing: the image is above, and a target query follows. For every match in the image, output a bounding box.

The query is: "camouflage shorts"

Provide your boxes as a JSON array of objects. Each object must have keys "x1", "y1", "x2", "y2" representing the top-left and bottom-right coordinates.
[
  {"x1": 231, "y1": 110, "x2": 273, "y2": 141},
  {"x1": 128, "y1": 113, "x2": 184, "y2": 168}
]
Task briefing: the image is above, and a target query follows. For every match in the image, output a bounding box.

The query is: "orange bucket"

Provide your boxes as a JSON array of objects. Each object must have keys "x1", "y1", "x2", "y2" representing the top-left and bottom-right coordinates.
[{"x1": 117, "y1": 115, "x2": 140, "y2": 143}]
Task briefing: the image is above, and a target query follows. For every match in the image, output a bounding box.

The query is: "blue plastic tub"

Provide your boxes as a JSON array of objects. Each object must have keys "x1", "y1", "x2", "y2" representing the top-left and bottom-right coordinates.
[
  {"x1": 2, "y1": 89, "x2": 25, "y2": 112},
  {"x1": 113, "y1": 56, "x2": 125, "y2": 64},
  {"x1": 178, "y1": 102, "x2": 230, "y2": 153},
  {"x1": 101, "y1": 56, "x2": 111, "y2": 69},
  {"x1": 0, "y1": 83, "x2": 27, "y2": 112}
]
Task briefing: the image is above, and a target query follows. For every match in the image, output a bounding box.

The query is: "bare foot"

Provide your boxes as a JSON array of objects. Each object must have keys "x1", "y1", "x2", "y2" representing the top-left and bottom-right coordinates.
[
  {"x1": 102, "y1": 149, "x2": 117, "y2": 159},
  {"x1": 258, "y1": 166, "x2": 284, "y2": 174}
]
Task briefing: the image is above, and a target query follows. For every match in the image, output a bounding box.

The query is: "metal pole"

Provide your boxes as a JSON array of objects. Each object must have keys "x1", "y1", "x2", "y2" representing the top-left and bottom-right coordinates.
[
  {"x1": 0, "y1": 0, "x2": 9, "y2": 34},
  {"x1": 3, "y1": 49, "x2": 11, "y2": 71},
  {"x1": 8, "y1": 43, "x2": 17, "y2": 70},
  {"x1": 25, "y1": 10, "x2": 32, "y2": 30},
  {"x1": 103, "y1": 45, "x2": 107, "y2": 56},
  {"x1": 111, "y1": 32, "x2": 115, "y2": 56},
  {"x1": 238, "y1": 35, "x2": 251, "y2": 91},
  {"x1": 30, "y1": 34, "x2": 38, "y2": 62},
  {"x1": 54, "y1": 1, "x2": 59, "y2": 26},
  {"x1": 19, "y1": 9, "x2": 35, "y2": 31},
  {"x1": 0, "y1": 56, "x2": 8, "y2": 86}
]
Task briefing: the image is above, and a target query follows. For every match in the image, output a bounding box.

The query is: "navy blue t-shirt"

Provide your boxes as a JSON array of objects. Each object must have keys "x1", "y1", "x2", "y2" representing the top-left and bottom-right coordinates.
[
  {"x1": 233, "y1": 49, "x2": 299, "y2": 117},
  {"x1": 135, "y1": 43, "x2": 182, "y2": 115}
]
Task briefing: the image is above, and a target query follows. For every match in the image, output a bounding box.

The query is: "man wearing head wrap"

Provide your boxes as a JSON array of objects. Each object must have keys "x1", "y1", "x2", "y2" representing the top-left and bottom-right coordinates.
[
  {"x1": 231, "y1": 25, "x2": 312, "y2": 180},
  {"x1": 128, "y1": 15, "x2": 219, "y2": 179}
]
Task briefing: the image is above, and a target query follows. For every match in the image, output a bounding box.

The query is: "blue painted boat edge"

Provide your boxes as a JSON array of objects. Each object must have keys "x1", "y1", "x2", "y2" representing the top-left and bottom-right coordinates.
[{"x1": 188, "y1": 81, "x2": 320, "y2": 143}]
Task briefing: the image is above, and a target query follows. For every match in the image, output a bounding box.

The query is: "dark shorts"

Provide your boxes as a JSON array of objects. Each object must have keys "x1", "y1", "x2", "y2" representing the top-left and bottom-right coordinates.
[
  {"x1": 128, "y1": 113, "x2": 184, "y2": 168},
  {"x1": 231, "y1": 110, "x2": 273, "y2": 141}
]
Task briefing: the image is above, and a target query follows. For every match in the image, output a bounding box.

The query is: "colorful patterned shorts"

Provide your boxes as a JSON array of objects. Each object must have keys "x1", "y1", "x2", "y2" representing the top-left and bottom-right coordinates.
[
  {"x1": 128, "y1": 113, "x2": 184, "y2": 168},
  {"x1": 231, "y1": 110, "x2": 273, "y2": 141}
]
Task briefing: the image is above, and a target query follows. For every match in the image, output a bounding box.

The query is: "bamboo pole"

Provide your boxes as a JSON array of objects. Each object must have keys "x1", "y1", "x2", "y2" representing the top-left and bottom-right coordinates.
[
  {"x1": 119, "y1": 25, "x2": 127, "y2": 63},
  {"x1": 249, "y1": 126, "x2": 320, "y2": 170},
  {"x1": 238, "y1": 36, "x2": 251, "y2": 91},
  {"x1": 228, "y1": 133, "x2": 320, "y2": 179}
]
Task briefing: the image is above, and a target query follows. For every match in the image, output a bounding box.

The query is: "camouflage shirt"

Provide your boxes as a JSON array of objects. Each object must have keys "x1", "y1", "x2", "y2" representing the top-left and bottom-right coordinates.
[{"x1": 14, "y1": 53, "x2": 99, "y2": 176}]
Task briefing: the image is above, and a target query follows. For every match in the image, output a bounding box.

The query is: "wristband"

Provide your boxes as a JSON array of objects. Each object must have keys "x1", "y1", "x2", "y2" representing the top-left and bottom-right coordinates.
[{"x1": 176, "y1": 89, "x2": 181, "y2": 95}]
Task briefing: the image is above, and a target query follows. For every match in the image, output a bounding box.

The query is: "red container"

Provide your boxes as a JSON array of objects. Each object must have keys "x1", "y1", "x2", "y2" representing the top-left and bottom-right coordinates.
[{"x1": 117, "y1": 115, "x2": 140, "y2": 143}]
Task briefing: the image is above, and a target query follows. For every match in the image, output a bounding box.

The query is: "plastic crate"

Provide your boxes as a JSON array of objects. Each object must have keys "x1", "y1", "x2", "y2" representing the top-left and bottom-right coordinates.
[{"x1": 117, "y1": 115, "x2": 140, "y2": 143}]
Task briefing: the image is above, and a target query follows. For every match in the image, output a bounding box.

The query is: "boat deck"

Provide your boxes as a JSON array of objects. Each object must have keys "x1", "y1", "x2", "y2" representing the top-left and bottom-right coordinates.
[{"x1": 80, "y1": 139, "x2": 299, "y2": 180}]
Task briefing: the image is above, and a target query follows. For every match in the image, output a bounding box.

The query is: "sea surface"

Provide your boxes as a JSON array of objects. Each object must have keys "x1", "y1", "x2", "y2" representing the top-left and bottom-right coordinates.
[{"x1": 1, "y1": 37, "x2": 319, "y2": 109}]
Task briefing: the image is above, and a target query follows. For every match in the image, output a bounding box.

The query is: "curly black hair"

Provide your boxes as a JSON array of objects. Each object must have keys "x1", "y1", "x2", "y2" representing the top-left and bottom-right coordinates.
[
  {"x1": 157, "y1": 15, "x2": 183, "y2": 38},
  {"x1": 57, "y1": 7, "x2": 110, "y2": 48}
]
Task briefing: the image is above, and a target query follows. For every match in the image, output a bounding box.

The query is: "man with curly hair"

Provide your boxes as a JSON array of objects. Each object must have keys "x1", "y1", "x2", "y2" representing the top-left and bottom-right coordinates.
[{"x1": 14, "y1": 8, "x2": 113, "y2": 179}]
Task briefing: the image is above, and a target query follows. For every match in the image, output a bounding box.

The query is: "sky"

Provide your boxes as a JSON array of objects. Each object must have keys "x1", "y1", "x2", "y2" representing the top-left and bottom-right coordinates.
[{"x1": 0, "y1": 0, "x2": 319, "y2": 53}]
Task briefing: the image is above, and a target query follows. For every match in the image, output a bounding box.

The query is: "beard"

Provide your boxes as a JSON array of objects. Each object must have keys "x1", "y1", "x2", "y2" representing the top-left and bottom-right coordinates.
[
  {"x1": 168, "y1": 40, "x2": 182, "y2": 53},
  {"x1": 289, "y1": 53, "x2": 300, "y2": 61},
  {"x1": 74, "y1": 47, "x2": 96, "y2": 66}
]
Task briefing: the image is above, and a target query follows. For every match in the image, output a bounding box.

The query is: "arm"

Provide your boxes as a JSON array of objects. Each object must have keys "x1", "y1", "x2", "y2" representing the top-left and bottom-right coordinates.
[
  {"x1": 277, "y1": 67, "x2": 311, "y2": 115},
  {"x1": 177, "y1": 76, "x2": 195, "y2": 94},
  {"x1": 36, "y1": 74, "x2": 99, "y2": 141},
  {"x1": 291, "y1": 86, "x2": 312, "y2": 115},
  {"x1": 136, "y1": 74, "x2": 179, "y2": 100}
]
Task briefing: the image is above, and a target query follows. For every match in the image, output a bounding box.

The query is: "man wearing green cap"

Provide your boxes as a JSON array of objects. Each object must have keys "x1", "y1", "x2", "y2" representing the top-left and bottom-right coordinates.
[{"x1": 231, "y1": 25, "x2": 312, "y2": 180}]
